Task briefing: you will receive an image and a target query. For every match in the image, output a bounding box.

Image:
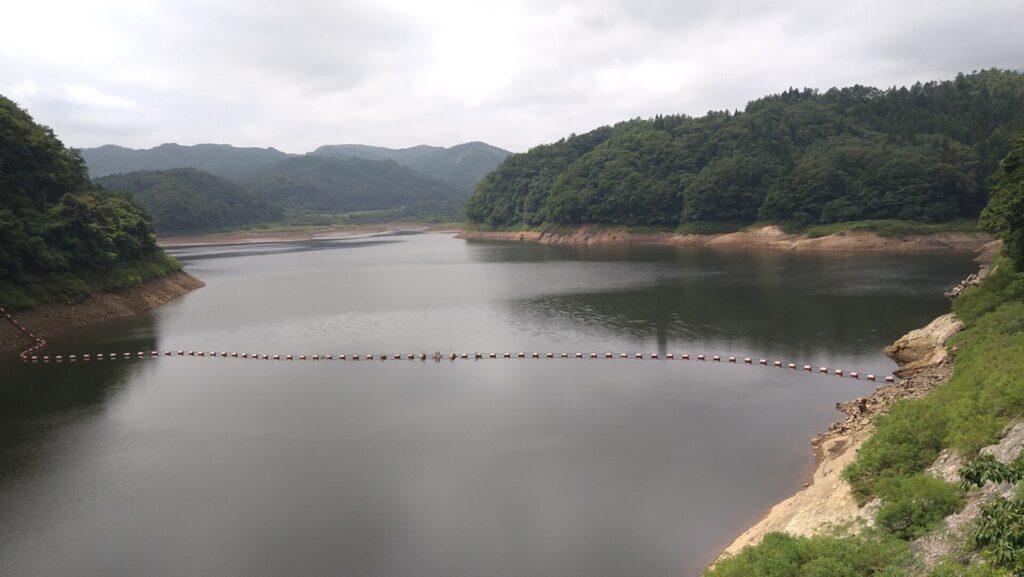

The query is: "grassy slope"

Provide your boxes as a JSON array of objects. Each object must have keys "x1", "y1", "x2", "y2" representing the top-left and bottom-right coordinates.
[{"x1": 708, "y1": 255, "x2": 1024, "y2": 577}]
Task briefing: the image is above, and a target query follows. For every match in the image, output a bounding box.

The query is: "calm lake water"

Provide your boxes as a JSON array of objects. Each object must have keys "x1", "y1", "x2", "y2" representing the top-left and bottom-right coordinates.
[{"x1": 0, "y1": 232, "x2": 977, "y2": 577}]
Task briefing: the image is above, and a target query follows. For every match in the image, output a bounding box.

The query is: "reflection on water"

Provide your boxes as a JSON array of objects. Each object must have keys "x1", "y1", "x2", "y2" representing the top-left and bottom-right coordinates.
[{"x1": 0, "y1": 233, "x2": 977, "y2": 577}]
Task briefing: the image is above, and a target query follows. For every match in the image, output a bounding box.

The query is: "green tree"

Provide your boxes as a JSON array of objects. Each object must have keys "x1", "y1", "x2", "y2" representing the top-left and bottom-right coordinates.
[{"x1": 980, "y1": 137, "x2": 1024, "y2": 268}]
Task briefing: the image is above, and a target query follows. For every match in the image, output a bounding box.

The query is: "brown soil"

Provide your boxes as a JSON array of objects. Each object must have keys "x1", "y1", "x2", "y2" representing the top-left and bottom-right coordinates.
[
  {"x1": 0, "y1": 271, "x2": 204, "y2": 358},
  {"x1": 458, "y1": 226, "x2": 993, "y2": 252}
]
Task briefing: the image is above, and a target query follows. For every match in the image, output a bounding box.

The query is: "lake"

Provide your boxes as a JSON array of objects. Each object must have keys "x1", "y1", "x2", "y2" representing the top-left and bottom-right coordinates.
[{"x1": 0, "y1": 232, "x2": 977, "y2": 577}]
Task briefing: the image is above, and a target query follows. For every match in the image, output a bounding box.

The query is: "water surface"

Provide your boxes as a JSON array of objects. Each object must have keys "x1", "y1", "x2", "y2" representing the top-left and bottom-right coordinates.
[{"x1": 0, "y1": 233, "x2": 976, "y2": 577}]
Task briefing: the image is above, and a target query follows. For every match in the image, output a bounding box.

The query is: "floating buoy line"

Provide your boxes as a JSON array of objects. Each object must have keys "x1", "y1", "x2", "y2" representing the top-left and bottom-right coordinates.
[{"x1": 1, "y1": 305, "x2": 897, "y2": 383}]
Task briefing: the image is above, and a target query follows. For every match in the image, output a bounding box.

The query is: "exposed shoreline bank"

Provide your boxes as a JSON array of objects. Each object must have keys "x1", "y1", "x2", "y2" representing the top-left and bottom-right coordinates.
[
  {"x1": 0, "y1": 271, "x2": 205, "y2": 358},
  {"x1": 458, "y1": 226, "x2": 992, "y2": 251},
  {"x1": 713, "y1": 243, "x2": 998, "y2": 563},
  {"x1": 158, "y1": 223, "x2": 461, "y2": 247}
]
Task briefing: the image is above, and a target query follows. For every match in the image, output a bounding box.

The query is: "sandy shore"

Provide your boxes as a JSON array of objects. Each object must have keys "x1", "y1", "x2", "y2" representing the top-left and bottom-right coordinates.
[
  {"x1": 458, "y1": 226, "x2": 992, "y2": 251},
  {"x1": 0, "y1": 271, "x2": 205, "y2": 357},
  {"x1": 158, "y1": 223, "x2": 461, "y2": 247}
]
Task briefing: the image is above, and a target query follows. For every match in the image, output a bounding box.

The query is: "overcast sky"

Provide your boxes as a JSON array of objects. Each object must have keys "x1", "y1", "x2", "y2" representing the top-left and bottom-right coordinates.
[{"x1": 2, "y1": 0, "x2": 1022, "y2": 153}]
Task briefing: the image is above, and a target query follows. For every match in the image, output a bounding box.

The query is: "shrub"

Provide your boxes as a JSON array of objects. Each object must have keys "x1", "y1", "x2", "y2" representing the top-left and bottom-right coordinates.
[
  {"x1": 874, "y1": 474, "x2": 965, "y2": 539},
  {"x1": 705, "y1": 530, "x2": 911, "y2": 577}
]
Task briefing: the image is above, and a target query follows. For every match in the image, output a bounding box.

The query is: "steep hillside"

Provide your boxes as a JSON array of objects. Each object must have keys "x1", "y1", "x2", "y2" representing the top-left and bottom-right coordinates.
[
  {"x1": 96, "y1": 168, "x2": 282, "y2": 233},
  {"x1": 466, "y1": 69, "x2": 1024, "y2": 230},
  {"x1": 0, "y1": 96, "x2": 181, "y2": 308}
]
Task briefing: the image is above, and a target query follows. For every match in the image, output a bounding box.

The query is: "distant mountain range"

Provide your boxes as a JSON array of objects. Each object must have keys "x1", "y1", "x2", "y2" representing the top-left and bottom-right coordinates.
[
  {"x1": 310, "y1": 142, "x2": 510, "y2": 193},
  {"x1": 81, "y1": 141, "x2": 510, "y2": 193},
  {"x1": 83, "y1": 140, "x2": 510, "y2": 233}
]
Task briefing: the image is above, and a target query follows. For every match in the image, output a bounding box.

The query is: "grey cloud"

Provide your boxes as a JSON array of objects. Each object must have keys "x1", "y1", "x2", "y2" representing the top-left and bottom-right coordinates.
[{"x1": 2, "y1": 0, "x2": 1022, "y2": 153}]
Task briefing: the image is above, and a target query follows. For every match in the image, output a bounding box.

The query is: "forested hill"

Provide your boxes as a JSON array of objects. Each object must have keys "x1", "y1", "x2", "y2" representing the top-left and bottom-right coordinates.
[
  {"x1": 0, "y1": 96, "x2": 179, "y2": 308},
  {"x1": 466, "y1": 69, "x2": 1024, "y2": 229},
  {"x1": 81, "y1": 141, "x2": 511, "y2": 194},
  {"x1": 82, "y1": 143, "x2": 293, "y2": 179},
  {"x1": 240, "y1": 156, "x2": 466, "y2": 217},
  {"x1": 311, "y1": 142, "x2": 511, "y2": 193},
  {"x1": 95, "y1": 169, "x2": 282, "y2": 234}
]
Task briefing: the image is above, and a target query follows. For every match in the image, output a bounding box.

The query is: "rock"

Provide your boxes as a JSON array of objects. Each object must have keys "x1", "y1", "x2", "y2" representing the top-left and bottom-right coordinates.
[
  {"x1": 926, "y1": 449, "x2": 965, "y2": 484},
  {"x1": 884, "y1": 313, "x2": 964, "y2": 375}
]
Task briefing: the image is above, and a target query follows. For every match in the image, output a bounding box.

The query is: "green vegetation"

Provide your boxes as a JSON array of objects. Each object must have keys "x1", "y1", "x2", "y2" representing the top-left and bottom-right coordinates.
[
  {"x1": 980, "y1": 136, "x2": 1024, "y2": 269},
  {"x1": 241, "y1": 155, "x2": 465, "y2": 220},
  {"x1": 705, "y1": 530, "x2": 912, "y2": 577},
  {"x1": 959, "y1": 456, "x2": 1024, "y2": 573},
  {"x1": 708, "y1": 137, "x2": 1024, "y2": 576},
  {"x1": 311, "y1": 141, "x2": 510, "y2": 193},
  {"x1": 81, "y1": 143, "x2": 292, "y2": 180},
  {"x1": 874, "y1": 474, "x2": 964, "y2": 540},
  {"x1": 96, "y1": 168, "x2": 282, "y2": 233},
  {"x1": 841, "y1": 255, "x2": 1024, "y2": 501},
  {"x1": 0, "y1": 95, "x2": 178, "y2": 309},
  {"x1": 800, "y1": 220, "x2": 978, "y2": 238},
  {"x1": 468, "y1": 70, "x2": 1024, "y2": 231}
]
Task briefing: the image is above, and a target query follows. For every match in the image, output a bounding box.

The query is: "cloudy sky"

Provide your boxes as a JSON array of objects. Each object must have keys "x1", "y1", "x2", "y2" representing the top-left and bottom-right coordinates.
[{"x1": 2, "y1": 0, "x2": 1022, "y2": 153}]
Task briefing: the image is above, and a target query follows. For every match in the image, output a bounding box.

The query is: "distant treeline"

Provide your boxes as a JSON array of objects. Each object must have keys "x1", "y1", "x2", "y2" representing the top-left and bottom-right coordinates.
[
  {"x1": 466, "y1": 69, "x2": 1024, "y2": 229},
  {"x1": 0, "y1": 96, "x2": 178, "y2": 308},
  {"x1": 83, "y1": 141, "x2": 511, "y2": 233},
  {"x1": 95, "y1": 168, "x2": 282, "y2": 233}
]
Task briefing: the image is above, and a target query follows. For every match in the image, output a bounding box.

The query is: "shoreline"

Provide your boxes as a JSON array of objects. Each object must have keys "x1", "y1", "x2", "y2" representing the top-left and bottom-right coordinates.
[
  {"x1": 458, "y1": 226, "x2": 992, "y2": 251},
  {"x1": 712, "y1": 244, "x2": 997, "y2": 564},
  {"x1": 0, "y1": 271, "x2": 205, "y2": 358},
  {"x1": 158, "y1": 223, "x2": 461, "y2": 247}
]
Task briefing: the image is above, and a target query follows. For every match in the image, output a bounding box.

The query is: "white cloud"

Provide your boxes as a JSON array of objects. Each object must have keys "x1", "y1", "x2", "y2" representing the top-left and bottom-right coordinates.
[
  {"x1": 61, "y1": 84, "x2": 140, "y2": 109},
  {"x1": 1, "y1": 0, "x2": 1022, "y2": 152}
]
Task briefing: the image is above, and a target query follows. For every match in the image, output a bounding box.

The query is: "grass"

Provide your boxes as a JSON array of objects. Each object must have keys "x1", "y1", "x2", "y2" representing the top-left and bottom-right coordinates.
[
  {"x1": 706, "y1": 529, "x2": 913, "y2": 577},
  {"x1": 710, "y1": 251, "x2": 1023, "y2": 576},
  {"x1": 0, "y1": 253, "x2": 182, "y2": 310},
  {"x1": 844, "y1": 256, "x2": 1024, "y2": 501}
]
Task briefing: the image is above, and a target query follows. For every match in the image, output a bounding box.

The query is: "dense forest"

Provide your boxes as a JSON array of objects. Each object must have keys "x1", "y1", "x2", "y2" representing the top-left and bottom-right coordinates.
[
  {"x1": 0, "y1": 96, "x2": 178, "y2": 308},
  {"x1": 311, "y1": 142, "x2": 510, "y2": 192},
  {"x1": 709, "y1": 137, "x2": 1024, "y2": 577},
  {"x1": 466, "y1": 69, "x2": 1024, "y2": 230},
  {"x1": 240, "y1": 156, "x2": 465, "y2": 218},
  {"x1": 96, "y1": 168, "x2": 282, "y2": 233},
  {"x1": 81, "y1": 141, "x2": 510, "y2": 230}
]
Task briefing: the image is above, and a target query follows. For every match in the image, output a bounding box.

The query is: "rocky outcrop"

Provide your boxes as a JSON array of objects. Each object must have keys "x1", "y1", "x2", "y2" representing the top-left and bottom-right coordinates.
[{"x1": 883, "y1": 313, "x2": 964, "y2": 377}]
